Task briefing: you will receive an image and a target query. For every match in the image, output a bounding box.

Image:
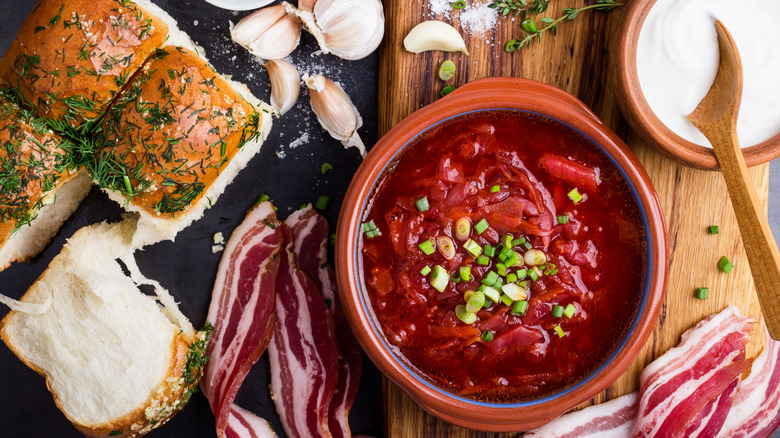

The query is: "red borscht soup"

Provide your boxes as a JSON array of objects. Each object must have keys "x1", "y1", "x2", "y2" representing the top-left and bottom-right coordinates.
[{"x1": 360, "y1": 110, "x2": 646, "y2": 402}]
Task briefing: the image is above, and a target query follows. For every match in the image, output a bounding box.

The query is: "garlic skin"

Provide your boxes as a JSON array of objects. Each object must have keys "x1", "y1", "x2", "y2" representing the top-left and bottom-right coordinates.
[
  {"x1": 305, "y1": 74, "x2": 366, "y2": 157},
  {"x1": 230, "y1": 4, "x2": 301, "y2": 60},
  {"x1": 263, "y1": 59, "x2": 301, "y2": 115},
  {"x1": 287, "y1": 0, "x2": 385, "y2": 61},
  {"x1": 403, "y1": 21, "x2": 469, "y2": 55}
]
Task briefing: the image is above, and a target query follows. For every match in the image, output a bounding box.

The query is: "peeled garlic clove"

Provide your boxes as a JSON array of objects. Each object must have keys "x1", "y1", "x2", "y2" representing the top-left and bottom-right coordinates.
[
  {"x1": 403, "y1": 20, "x2": 469, "y2": 55},
  {"x1": 305, "y1": 74, "x2": 366, "y2": 157},
  {"x1": 313, "y1": 0, "x2": 385, "y2": 60},
  {"x1": 230, "y1": 5, "x2": 287, "y2": 49},
  {"x1": 247, "y1": 13, "x2": 301, "y2": 60},
  {"x1": 263, "y1": 59, "x2": 300, "y2": 115}
]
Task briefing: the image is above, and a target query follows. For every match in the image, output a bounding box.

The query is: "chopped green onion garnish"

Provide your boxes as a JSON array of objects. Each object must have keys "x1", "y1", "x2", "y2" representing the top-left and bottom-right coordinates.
[
  {"x1": 418, "y1": 239, "x2": 436, "y2": 255},
  {"x1": 438, "y1": 60, "x2": 456, "y2": 81},
  {"x1": 505, "y1": 250, "x2": 520, "y2": 267},
  {"x1": 494, "y1": 276, "x2": 504, "y2": 288},
  {"x1": 420, "y1": 266, "x2": 431, "y2": 276},
  {"x1": 482, "y1": 285, "x2": 501, "y2": 303},
  {"x1": 416, "y1": 197, "x2": 430, "y2": 212},
  {"x1": 528, "y1": 269, "x2": 539, "y2": 281},
  {"x1": 709, "y1": 225, "x2": 719, "y2": 234},
  {"x1": 554, "y1": 325, "x2": 566, "y2": 337},
  {"x1": 552, "y1": 305, "x2": 564, "y2": 318},
  {"x1": 315, "y1": 195, "x2": 331, "y2": 210},
  {"x1": 463, "y1": 239, "x2": 483, "y2": 257},
  {"x1": 466, "y1": 291, "x2": 486, "y2": 313},
  {"x1": 329, "y1": 233, "x2": 336, "y2": 245},
  {"x1": 481, "y1": 329, "x2": 494, "y2": 342},
  {"x1": 362, "y1": 220, "x2": 380, "y2": 238},
  {"x1": 490, "y1": 185, "x2": 500, "y2": 193},
  {"x1": 511, "y1": 238, "x2": 523, "y2": 247},
  {"x1": 518, "y1": 280, "x2": 530, "y2": 289},
  {"x1": 516, "y1": 268, "x2": 528, "y2": 280},
  {"x1": 524, "y1": 249, "x2": 547, "y2": 266},
  {"x1": 498, "y1": 246, "x2": 513, "y2": 261},
  {"x1": 718, "y1": 256, "x2": 735, "y2": 273},
  {"x1": 564, "y1": 303, "x2": 577, "y2": 319},
  {"x1": 483, "y1": 298, "x2": 493, "y2": 309},
  {"x1": 496, "y1": 263, "x2": 507, "y2": 276},
  {"x1": 568, "y1": 188, "x2": 583, "y2": 204},
  {"x1": 451, "y1": 272, "x2": 461, "y2": 283},
  {"x1": 440, "y1": 85, "x2": 456, "y2": 97},
  {"x1": 523, "y1": 241, "x2": 532, "y2": 250},
  {"x1": 430, "y1": 265, "x2": 449, "y2": 292},
  {"x1": 511, "y1": 300, "x2": 528, "y2": 316},
  {"x1": 696, "y1": 287, "x2": 710, "y2": 300},
  {"x1": 502, "y1": 283, "x2": 528, "y2": 301},
  {"x1": 506, "y1": 273, "x2": 518, "y2": 283},
  {"x1": 484, "y1": 245, "x2": 496, "y2": 257},
  {"x1": 365, "y1": 230, "x2": 380, "y2": 238},
  {"x1": 437, "y1": 236, "x2": 456, "y2": 260},
  {"x1": 321, "y1": 163, "x2": 334, "y2": 174},
  {"x1": 482, "y1": 270, "x2": 499, "y2": 286},
  {"x1": 455, "y1": 217, "x2": 472, "y2": 241},
  {"x1": 459, "y1": 266, "x2": 471, "y2": 282},
  {"x1": 452, "y1": 0, "x2": 466, "y2": 9},
  {"x1": 256, "y1": 193, "x2": 271, "y2": 204},
  {"x1": 557, "y1": 215, "x2": 570, "y2": 224},
  {"x1": 503, "y1": 234, "x2": 514, "y2": 248},
  {"x1": 455, "y1": 305, "x2": 477, "y2": 324},
  {"x1": 499, "y1": 294, "x2": 513, "y2": 306},
  {"x1": 477, "y1": 255, "x2": 490, "y2": 266},
  {"x1": 474, "y1": 218, "x2": 489, "y2": 235},
  {"x1": 544, "y1": 263, "x2": 559, "y2": 276}
]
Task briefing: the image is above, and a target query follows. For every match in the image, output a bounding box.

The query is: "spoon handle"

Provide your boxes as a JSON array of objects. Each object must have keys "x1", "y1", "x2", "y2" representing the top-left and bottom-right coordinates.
[{"x1": 707, "y1": 125, "x2": 780, "y2": 339}]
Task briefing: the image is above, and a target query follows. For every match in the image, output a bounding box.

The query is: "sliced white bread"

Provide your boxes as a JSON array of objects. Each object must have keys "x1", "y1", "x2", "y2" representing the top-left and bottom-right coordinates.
[{"x1": 0, "y1": 217, "x2": 208, "y2": 438}]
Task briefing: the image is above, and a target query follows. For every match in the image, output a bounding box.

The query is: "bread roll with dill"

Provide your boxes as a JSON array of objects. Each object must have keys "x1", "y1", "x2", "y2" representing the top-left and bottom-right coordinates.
[
  {"x1": 0, "y1": 86, "x2": 91, "y2": 271},
  {"x1": 0, "y1": 0, "x2": 169, "y2": 129},
  {"x1": 0, "y1": 217, "x2": 212, "y2": 438},
  {"x1": 93, "y1": 45, "x2": 273, "y2": 247}
]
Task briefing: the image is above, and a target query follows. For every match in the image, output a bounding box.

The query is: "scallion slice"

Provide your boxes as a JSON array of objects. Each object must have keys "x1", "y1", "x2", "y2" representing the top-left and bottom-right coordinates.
[
  {"x1": 506, "y1": 273, "x2": 518, "y2": 283},
  {"x1": 416, "y1": 196, "x2": 430, "y2": 212},
  {"x1": 482, "y1": 285, "x2": 501, "y2": 303},
  {"x1": 696, "y1": 287, "x2": 710, "y2": 300},
  {"x1": 321, "y1": 162, "x2": 334, "y2": 174},
  {"x1": 483, "y1": 245, "x2": 496, "y2": 257},
  {"x1": 564, "y1": 303, "x2": 577, "y2": 319},
  {"x1": 557, "y1": 214, "x2": 570, "y2": 224},
  {"x1": 481, "y1": 329, "x2": 494, "y2": 342},
  {"x1": 459, "y1": 266, "x2": 471, "y2": 282},
  {"x1": 482, "y1": 270, "x2": 499, "y2": 286},
  {"x1": 501, "y1": 283, "x2": 528, "y2": 301},
  {"x1": 420, "y1": 266, "x2": 431, "y2": 276},
  {"x1": 528, "y1": 269, "x2": 539, "y2": 281},
  {"x1": 455, "y1": 217, "x2": 472, "y2": 241},
  {"x1": 524, "y1": 249, "x2": 547, "y2": 266},
  {"x1": 516, "y1": 268, "x2": 528, "y2": 280},
  {"x1": 709, "y1": 225, "x2": 719, "y2": 234},
  {"x1": 568, "y1": 188, "x2": 583, "y2": 204},
  {"x1": 463, "y1": 239, "x2": 483, "y2": 257},
  {"x1": 418, "y1": 239, "x2": 436, "y2": 255},
  {"x1": 511, "y1": 300, "x2": 528, "y2": 316},
  {"x1": 500, "y1": 294, "x2": 514, "y2": 306},
  {"x1": 496, "y1": 263, "x2": 507, "y2": 277},
  {"x1": 315, "y1": 195, "x2": 331, "y2": 210},
  {"x1": 362, "y1": 220, "x2": 380, "y2": 238},
  {"x1": 455, "y1": 305, "x2": 477, "y2": 324},
  {"x1": 498, "y1": 246, "x2": 513, "y2": 261},
  {"x1": 429, "y1": 265, "x2": 449, "y2": 292},
  {"x1": 718, "y1": 256, "x2": 735, "y2": 273},
  {"x1": 503, "y1": 234, "x2": 514, "y2": 249},
  {"x1": 466, "y1": 291, "x2": 486, "y2": 313},
  {"x1": 490, "y1": 185, "x2": 500, "y2": 193},
  {"x1": 554, "y1": 325, "x2": 566, "y2": 337},
  {"x1": 474, "y1": 218, "x2": 489, "y2": 234},
  {"x1": 437, "y1": 236, "x2": 456, "y2": 260},
  {"x1": 483, "y1": 298, "x2": 493, "y2": 309},
  {"x1": 477, "y1": 255, "x2": 490, "y2": 266},
  {"x1": 552, "y1": 305, "x2": 564, "y2": 318}
]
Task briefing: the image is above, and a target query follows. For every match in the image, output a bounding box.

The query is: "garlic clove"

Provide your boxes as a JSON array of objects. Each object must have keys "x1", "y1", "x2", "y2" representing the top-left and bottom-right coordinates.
[
  {"x1": 263, "y1": 59, "x2": 301, "y2": 115},
  {"x1": 403, "y1": 20, "x2": 469, "y2": 55},
  {"x1": 247, "y1": 13, "x2": 302, "y2": 60},
  {"x1": 305, "y1": 74, "x2": 366, "y2": 157},
  {"x1": 313, "y1": 0, "x2": 385, "y2": 61},
  {"x1": 230, "y1": 4, "x2": 288, "y2": 49}
]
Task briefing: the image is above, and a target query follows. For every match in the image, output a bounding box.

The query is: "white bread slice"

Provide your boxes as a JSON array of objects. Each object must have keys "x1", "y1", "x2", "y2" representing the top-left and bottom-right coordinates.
[{"x1": 0, "y1": 217, "x2": 208, "y2": 438}]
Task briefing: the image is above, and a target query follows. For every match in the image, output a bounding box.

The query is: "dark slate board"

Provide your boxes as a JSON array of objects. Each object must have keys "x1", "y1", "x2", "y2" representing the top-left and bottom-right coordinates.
[{"x1": 0, "y1": 1, "x2": 382, "y2": 437}]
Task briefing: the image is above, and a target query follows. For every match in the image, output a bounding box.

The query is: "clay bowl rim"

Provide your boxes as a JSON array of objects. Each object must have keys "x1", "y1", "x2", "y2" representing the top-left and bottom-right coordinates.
[
  {"x1": 336, "y1": 77, "x2": 668, "y2": 432},
  {"x1": 612, "y1": 0, "x2": 780, "y2": 170}
]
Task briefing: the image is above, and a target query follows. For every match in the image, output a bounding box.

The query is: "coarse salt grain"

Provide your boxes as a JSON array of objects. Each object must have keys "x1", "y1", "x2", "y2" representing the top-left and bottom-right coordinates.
[
  {"x1": 460, "y1": 2, "x2": 498, "y2": 35},
  {"x1": 428, "y1": 0, "x2": 451, "y2": 16}
]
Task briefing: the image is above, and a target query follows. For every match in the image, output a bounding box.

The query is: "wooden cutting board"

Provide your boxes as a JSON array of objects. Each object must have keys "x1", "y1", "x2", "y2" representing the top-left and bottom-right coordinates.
[{"x1": 377, "y1": 1, "x2": 769, "y2": 436}]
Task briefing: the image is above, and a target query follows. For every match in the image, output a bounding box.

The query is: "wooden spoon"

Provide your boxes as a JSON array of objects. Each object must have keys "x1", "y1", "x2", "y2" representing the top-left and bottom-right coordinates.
[{"x1": 687, "y1": 21, "x2": 780, "y2": 340}]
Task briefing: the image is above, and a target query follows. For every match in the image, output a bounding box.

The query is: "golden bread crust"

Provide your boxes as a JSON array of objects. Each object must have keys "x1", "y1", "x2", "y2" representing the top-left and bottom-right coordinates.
[
  {"x1": 95, "y1": 46, "x2": 261, "y2": 218},
  {"x1": 0, "y1": 0, "x2": 169, "y2": 127}
]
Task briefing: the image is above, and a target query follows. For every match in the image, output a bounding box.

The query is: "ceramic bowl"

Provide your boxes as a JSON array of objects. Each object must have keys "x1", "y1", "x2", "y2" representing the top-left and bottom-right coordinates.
[
  {"x1": 612, "y1": 0, "x2": 780, "y2": 170},
  {"x1": 335, "y1": 77, "x2": 668, "y2": 431}
]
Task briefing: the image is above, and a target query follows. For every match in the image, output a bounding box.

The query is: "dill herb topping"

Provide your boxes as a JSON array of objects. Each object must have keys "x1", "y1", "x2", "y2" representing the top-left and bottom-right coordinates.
[{"x1": 181, "y1": 323, "x2": 214, "y2": 404}]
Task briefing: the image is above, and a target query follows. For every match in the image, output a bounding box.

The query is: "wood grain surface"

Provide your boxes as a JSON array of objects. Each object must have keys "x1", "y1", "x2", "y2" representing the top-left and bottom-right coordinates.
[{"x1": 377, "y1": 0, "x2": 769, "y2": 436}]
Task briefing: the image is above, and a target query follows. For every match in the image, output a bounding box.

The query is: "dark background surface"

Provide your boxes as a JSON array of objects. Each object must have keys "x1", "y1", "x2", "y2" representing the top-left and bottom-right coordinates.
[{"x1": 0, "y1": 0, "x2": 382, "y2": 436}]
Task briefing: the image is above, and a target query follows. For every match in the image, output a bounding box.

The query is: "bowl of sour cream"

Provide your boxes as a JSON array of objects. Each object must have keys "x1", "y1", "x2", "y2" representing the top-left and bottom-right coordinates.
[{"x1": 612, "y1": 0, "x2": 780, "y2": 169}]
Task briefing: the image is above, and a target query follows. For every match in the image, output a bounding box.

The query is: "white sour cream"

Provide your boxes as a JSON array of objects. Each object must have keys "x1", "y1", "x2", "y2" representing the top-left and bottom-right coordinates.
[{"x1": 636, "y1": 0, "x2": 780, "y2": 148}]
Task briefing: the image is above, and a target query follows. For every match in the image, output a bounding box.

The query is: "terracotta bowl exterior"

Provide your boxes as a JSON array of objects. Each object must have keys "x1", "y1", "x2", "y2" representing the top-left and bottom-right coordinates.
[
  {"x1": 336, "y1": 77, "x2": 668, "y2": 432},
  {"x1": 612, "y1": 0, "x2": 780, "y2": 170}
]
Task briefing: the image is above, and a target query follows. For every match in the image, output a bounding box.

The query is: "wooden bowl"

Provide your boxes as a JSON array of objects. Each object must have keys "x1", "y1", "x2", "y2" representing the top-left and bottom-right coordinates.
[
  {"x1": 335, "y1": 77, "x2": 668, "y2": 431},
  {"x1": 612, "y1": 0, "x2": 780, "y2": 170}
]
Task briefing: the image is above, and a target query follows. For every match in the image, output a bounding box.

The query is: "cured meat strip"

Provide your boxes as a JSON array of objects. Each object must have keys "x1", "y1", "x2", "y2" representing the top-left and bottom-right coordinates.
[
  {"x1": 225, "y1": 404, "x2": 277, "y2": 438},
  {"x1": 683, "y1": 378, "x2": 739, "y2": 437},
  {"x1": 285, "y1": 206, "x2": 363, "y2": 438},
  {"x1": 268, "y1": 223, "x2": 340, "y2": 438},
  {"x1": 524, "y1": 392, "x2": 638, "y2": 438},
  {"x1": 719, "y1": 335, "x2": 780, "y2": 437},
  {"x1": 631, "y1": 306, "x2": 754, "y2": 437},
  {"x1": 201, "y1": 202, "x2": 283, "y2": 438}
]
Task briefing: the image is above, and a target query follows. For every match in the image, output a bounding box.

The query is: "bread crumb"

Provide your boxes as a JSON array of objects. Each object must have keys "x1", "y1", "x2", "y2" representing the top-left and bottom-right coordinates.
[{"x1": 213, "y1": 232, "x2": 225, "y2": 245}]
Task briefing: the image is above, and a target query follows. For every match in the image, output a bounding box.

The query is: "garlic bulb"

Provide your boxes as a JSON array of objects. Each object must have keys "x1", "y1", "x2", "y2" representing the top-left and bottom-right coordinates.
[
  {"x1": 403, "y1": 20, "x2": 469, "y2": 55},
  {"x1": 263, "y1": 59, "x2": 300, "y2": 115},
  {"x1": 305, "y1": 74, "x2": 366, "y2": 157},
  {"x1": 230, "y1": 5, "x2": 301, "y2": 60},
  {"x1": 286, "y1": 0, "x2": 385, "y2": 61}
]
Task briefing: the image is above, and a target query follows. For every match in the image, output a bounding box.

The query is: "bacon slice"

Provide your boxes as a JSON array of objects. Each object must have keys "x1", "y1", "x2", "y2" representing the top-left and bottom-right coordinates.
[
  {"x1": 225, "y1": 404, "x2": 278, "y2": 438},
  {"x1": 524, "y1": 393, "x2": 638, "y2": 438},
  {"x1": 285, "y1": 205, "x2": 363, "y2": 438},
  {"x1": 200, "y1": 202, "x2": 283, "y2": 438},
  {"x1": 631, "y1": 306, "x2": 754, "y2": 437},
  {"x1": 719, "y1": 335, "x2": 780, "y2": 437},
  {"x1": 683, "y1": 378, "x2": 740, "y2": 437},
  {"x1": 268, "y1": 223, "x2": 340, "y2": 438}
]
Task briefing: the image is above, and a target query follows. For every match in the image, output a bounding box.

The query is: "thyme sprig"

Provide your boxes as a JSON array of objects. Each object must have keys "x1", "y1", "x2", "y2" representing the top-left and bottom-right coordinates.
[
  {"x1": 488, "y1": 0, "x2": 549, "y2": 19},
  {"x1": 504, "y1": 0, "x2": 622, "y2": 52}
]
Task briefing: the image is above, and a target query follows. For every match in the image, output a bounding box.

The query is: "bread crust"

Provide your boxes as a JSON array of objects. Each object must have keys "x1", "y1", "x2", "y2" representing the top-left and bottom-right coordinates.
[
  {"x1": 0, "y1": 0, "x2": 169, "y2": 127},
  {"x1": 95, "y1": 46, "x2": 262, "y2": 218}
]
